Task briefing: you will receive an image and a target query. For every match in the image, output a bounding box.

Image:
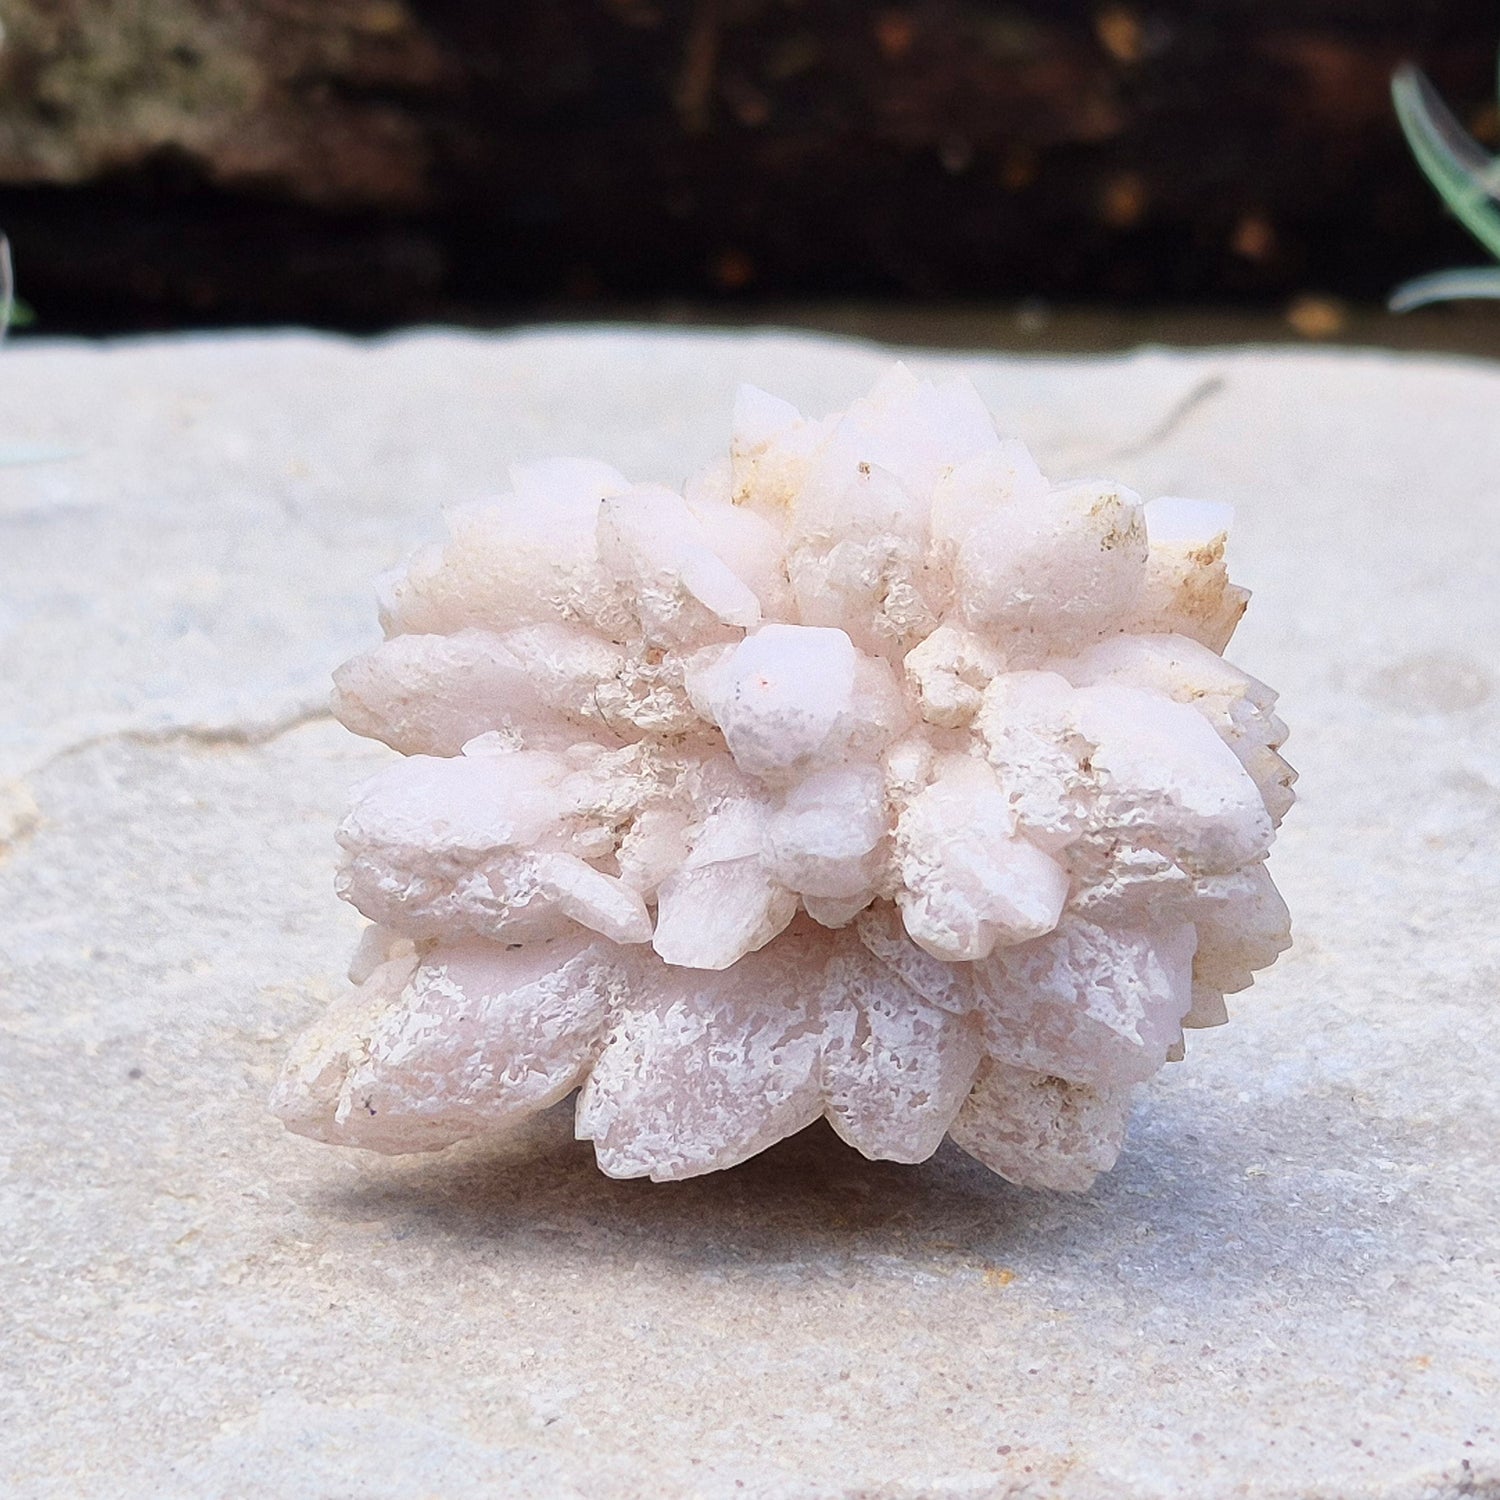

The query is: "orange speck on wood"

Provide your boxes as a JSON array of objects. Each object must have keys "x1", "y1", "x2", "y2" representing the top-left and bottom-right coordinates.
[
  {"x1": 710, "y1": 248, "x2": 756, "y2": 291},
  {"x1": 1469, "y1": 101, "x2": 1500, "y2": 147},
  {"x1": 1096, "y1": 5, "x2": 1144, "y2": 64},
  {"x1": 1100, "y1": 172, "x2": 1148, "y2": 229},
  {"x1": 1231, "y1": 214, "x2": 1277, "y2": 262},
  {"x1": 875, "y1": 11, "x2": 916, "y2": 62},
  {"x1": 1286, "y1": 294, "x2": 1346, "y2": 340},
  {"x1": 1001, "y1": 146, "x2": 1039, "y2": 191}
]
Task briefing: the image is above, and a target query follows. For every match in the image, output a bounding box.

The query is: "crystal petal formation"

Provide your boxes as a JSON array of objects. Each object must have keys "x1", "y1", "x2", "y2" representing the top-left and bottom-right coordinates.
[{"x1": 273, "y1": 365, "x2": 1294, "y2": 1188}]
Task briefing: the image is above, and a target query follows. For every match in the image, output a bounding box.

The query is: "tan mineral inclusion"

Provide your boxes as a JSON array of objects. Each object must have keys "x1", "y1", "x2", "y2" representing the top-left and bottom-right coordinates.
[{"x1": 272, "y1": 366, "x2": 1293, "y2": 1188}]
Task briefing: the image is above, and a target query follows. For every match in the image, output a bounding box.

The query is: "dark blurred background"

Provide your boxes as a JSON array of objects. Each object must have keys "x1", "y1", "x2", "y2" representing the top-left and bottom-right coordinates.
[{"x1": 1, "y1": 0, "x2": 1499, "y2": 340}]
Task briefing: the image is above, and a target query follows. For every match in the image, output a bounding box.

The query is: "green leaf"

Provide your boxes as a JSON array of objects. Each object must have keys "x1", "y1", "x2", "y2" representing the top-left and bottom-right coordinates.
[
  {"x1": 0, "y1": 234, "x2": 13, "y2": 340},
  {"x1": 0, "y1": 237, "x2": 38, "y2": 333},
  {"x1": 1391, "y1": 63, "x2": 1500, "y2": 262},
  {"x1": 1389, "y1": 266, "x2": 1500, "y2": 310}
]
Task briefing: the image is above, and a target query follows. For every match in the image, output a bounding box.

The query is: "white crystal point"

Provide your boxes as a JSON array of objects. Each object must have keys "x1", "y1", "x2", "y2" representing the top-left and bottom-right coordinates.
[
  {"x1": 382, "y1": 463, "x2": 630, "y2": 637},
  {"x1": 785, "y1": 461, "x2": 938, "y2": 655},
  {"x1": 904, "y1": 624, "x2": 1008, "y2": 729},
  {"x1": 336, "y1": 748, "x2": 652, "y2": 945},
  {"x1": 577, "y1": 926, "x2": 828, "y2": 1180},
  {"x1": 802, "y1": 891, "x2": 877, "y2": 929},
  {"x1": 272, "y1": 936, "x2": 629, "y2": 1155},
  {"x1": 895, "y1": 757, "x2": 1069, "y2": 961},
  {"x1": 947, "y1": 1061, "x2": 1133, "y2": 1191},
  {"x1": 929, "y1": 441, "x2": 1048, "y2": 550},
  {"x1": 345, "y1": 923, "x2": 412, "y2": 985},
  {"x1": 971, "y1": 918, "x2": 1196, "y2": 1089},
  {"x1": 1132, "y1": 495, "x2": 1248, "y2": 650},
  {"x1": 1070, "y1": 682, "x2": 1274, "y2": 874},
  {"x1": 340, "y1": 749, "x2": 567, "y2": 859},
  {"x1": 1142, "y1": 494, "x2": 1232, "y2": 543},
  {"x1": 732, "y1": 383, "x2": 802, "y2": 449},
  {"x1": 280, "y1": 363, "x2": 1295, "y2": 1190},
  {"x1": 532, "y1": 851, "x2": 656, "y2": 945},
  {"x1": 976, "y1": 666, "x2": 1275, "y2": 885},
  {"x1": 765, "y1": 765, "x2": 886, "y2": 899},
  {"x1": 597, "y1": 485, "x2": 762, "y2": 638},
  {"x1": 1054, "y1": 632, "x2": 1296, "y2": 825},
  {"x1": 650, "y1": 844, "x2": 797, "y2": 970},
  {"x1": 1188, "y1": 862, "x2": 1292, "y2": 999},
  {"x1": 730, "y1": 384, "x2": 829, "y2": 516},
  {"x1": 688, "y1": 623, "x2": 858, "y2": 778},
  {"x1": 818, "y1": 365, "x2": 1001, "y2": 503},
  {"x1": 685, "y1": 480, "x2": 795, "y2": 618},
  {"x1": 509, "y1": 456, "x2": 632, "y2": 507},
  {"x1": 649, "y1": 786, "x2": 797, "y2": 969},
  {"x1": 956, "y1": 479, "x2": 1148, "y2": 646},
  {"x1": 333, "y1": 624, "x2": 627, "y2": 756},
  {"x1": 819, "y1": 944, "x2": 984, "y2": 1163}
]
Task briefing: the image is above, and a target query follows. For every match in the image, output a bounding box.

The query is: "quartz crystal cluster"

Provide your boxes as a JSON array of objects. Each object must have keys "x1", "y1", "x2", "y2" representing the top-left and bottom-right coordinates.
[{"x1": 273, "y1": 366, "x2": 1293, "y2": 1188}]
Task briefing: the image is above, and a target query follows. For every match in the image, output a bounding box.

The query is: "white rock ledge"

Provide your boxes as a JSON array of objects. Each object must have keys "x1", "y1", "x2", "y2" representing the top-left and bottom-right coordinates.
[{"x1": 1, "y1": 329, "x2": 1498, "y2": 1499}]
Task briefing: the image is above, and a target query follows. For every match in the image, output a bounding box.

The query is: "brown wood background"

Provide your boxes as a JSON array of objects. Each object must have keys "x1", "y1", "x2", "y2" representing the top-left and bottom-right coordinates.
[{"x1": 0, "y1": 1, "x2": 1496, "y2": 330}]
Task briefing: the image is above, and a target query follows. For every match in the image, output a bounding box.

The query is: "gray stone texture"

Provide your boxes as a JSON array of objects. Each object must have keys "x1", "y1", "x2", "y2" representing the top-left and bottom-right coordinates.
[{"x1": 2, "y1": 330, "x2": 1497, "y2": 1497}]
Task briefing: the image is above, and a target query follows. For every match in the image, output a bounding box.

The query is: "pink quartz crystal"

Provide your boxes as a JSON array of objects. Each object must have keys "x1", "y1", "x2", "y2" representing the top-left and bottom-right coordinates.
[{"x1": 273, "y1": 366, "x2": 1293, "y2": 1188}]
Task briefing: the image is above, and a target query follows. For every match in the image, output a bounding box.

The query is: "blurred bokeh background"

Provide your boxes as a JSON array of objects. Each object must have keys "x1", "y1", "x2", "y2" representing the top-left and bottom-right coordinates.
[{"x1": 1, "y1": 0, "x2": 1499, "y2": 346}]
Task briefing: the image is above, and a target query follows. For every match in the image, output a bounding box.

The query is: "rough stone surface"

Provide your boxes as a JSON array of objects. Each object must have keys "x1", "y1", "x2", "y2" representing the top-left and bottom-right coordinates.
[{"x1": 2, "y1": 328, "x2": 1498, "y2": 1497}]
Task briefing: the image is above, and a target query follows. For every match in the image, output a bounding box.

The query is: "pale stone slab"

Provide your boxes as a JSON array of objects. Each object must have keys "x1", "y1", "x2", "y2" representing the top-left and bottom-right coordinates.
[{"x1": 2, "y1": 329, "x2": 1498, "y2": 1499}]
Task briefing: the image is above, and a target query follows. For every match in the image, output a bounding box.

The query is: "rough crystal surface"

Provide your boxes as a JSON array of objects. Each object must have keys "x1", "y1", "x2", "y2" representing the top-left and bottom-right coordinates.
[{"x1": 274, "y1": 365, "x2": 1293, "y2": 1186}]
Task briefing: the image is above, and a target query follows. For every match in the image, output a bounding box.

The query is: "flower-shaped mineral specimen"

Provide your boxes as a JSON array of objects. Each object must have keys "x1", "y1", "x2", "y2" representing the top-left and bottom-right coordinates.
[{"x1": 273, "y1": 366, "x2": 1293, "y2": 1189}]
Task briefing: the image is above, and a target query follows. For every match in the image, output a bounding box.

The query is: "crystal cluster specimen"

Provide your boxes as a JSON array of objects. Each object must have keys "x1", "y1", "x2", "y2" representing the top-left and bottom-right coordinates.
[{"x1": 273, "y1": 366, "x2": 1293, "y2": 1188}]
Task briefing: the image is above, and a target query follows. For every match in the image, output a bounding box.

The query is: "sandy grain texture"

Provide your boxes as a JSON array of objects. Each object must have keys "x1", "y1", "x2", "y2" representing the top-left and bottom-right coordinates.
[{"x1": 2, "y1": 329, "x2": 1497, "y2": 1498}]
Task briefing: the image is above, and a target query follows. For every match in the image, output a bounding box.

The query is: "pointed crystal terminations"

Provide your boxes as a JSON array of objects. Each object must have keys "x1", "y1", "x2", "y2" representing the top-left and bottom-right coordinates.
[{"x1": 274, "y1": 365, "x2": 1293, "y2": 1188}]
